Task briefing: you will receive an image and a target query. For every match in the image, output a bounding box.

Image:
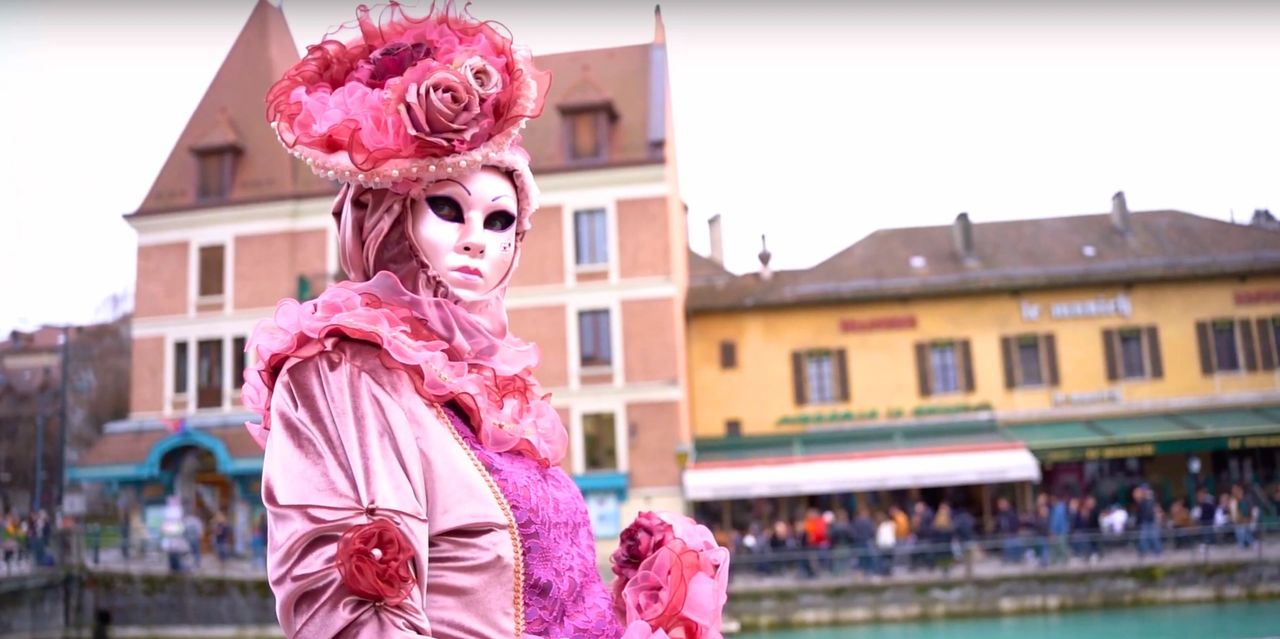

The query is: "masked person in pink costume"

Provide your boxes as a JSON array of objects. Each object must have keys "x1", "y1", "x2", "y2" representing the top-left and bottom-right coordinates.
[{"x1": 243, "y1": 4, "x2": 729, "y2": 638}]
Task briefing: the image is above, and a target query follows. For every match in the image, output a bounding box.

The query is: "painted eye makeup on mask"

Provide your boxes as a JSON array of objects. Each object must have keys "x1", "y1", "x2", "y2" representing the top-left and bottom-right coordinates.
[
  {"x1": 484, "y1": 210, "x2": 516, "y2": 232},
  {"x1": 426, "y1": 196, "x2": 463, "y2": 223}
]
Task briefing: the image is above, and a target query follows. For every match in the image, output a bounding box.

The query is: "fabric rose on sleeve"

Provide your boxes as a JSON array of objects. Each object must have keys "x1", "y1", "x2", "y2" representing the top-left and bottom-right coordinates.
[
  {"x1": 611, "y1": 512, "x2": 731, "y2": 639},
  {"x1": 335, "y1": 518, "x2": 417, "y2": 606}
]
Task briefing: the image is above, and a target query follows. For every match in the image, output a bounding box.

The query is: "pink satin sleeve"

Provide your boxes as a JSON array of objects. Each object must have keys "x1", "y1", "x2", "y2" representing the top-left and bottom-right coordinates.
[{"x1": 263, "y1": 344, "x2": 435, "y2": 638}]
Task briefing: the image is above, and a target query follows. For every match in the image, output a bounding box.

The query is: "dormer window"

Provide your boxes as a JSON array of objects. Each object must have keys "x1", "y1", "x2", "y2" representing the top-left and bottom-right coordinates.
[
  {"x1": 561, "y1": 103, "x2": 615, "y2": 163},
  {"x1": 195, "y1": 147, "x2": 240, "y2": 201}
]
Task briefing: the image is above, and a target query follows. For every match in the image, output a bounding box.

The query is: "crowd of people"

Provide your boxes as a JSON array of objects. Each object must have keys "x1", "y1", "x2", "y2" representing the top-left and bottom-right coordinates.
[
  {"x1": 1, "y1": 510, "x2": 73, "y2": 574},
  {"x1": 718, "y1": 481, "x2": 1278, "y2": 579},
  {"x1": 0, "y1": 501, "x2": 272, "y2": 575}
]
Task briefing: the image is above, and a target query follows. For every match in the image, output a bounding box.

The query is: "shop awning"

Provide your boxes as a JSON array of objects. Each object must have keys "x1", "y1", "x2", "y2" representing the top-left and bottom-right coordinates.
[
  {"x1": 1004, "y1": 406, "x2": 1280, "y2": 462},
  {"x1": 683, "y1": 442, "x2": 1041, "y2": 501}
]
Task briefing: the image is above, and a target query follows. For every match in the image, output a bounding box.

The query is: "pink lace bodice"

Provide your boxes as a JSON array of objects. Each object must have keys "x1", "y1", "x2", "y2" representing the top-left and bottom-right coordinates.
[{"x1": 442, "y1": 405, "x2": 625, "y2": 638}]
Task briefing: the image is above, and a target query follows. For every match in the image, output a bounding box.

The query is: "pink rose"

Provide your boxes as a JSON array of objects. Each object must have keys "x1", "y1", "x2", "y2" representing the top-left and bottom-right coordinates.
[
  {"x1": 459, "y1": 55, "x2": 504, "y2": 97},
  {"x1": 612, "y1": 512, "x2": 676, "y2": 583},
  {"x1": 399, "y1": 61, "x2": 481, "y2": 152},
  {"x1": 621, "y1": 541, "x2": 724, "y2": 639}
]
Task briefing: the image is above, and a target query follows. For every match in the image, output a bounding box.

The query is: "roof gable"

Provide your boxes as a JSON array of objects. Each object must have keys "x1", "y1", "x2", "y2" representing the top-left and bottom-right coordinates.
[
  {"x1": 133, "y1": 0, "x2": 334, "y2": 216},
  {"x1": 522, "y1": 43, "x2": 662, "y2": 172}
]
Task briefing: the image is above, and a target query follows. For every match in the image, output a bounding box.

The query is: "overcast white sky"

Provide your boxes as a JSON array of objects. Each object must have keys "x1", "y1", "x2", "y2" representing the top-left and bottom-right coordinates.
[{"x1": 1, "y1": 0, "x2": 1277, "y2": 333}]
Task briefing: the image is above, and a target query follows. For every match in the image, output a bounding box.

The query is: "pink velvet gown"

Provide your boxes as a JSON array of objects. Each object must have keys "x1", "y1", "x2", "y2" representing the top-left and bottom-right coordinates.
[{"x1": 245, "y1": 274, "x2": 626, "y2": 638}]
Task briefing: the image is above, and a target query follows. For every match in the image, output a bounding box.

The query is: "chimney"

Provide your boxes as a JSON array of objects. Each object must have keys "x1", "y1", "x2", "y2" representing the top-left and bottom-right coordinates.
[
  {"x1": 1111, "y1": 191, "x2": 1132, "y2": 234},
  {"x1": 1251, "y1": 209, "x2": 1279, "y2": 230},
  {"x1": 708, "y1": 214, "x2": 724, "y2": 266},
  {"x1": 952, "y1": 212, "x2": 976, "y2": 264},
  {"x1": 758, "y1": 235, "x2": 773, "y2": 281}
]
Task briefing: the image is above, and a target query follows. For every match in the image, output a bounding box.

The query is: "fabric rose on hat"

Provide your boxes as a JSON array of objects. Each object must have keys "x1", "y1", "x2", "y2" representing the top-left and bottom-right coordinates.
[
  {"x1": 335, "y1": 518, "x2": 417, "y2": 605},
  {"x1": 459, "y1": 55, "x2": 504, "y2": 97},
  {"x1": 398, "y1": 61, "x2": 482, "y2": 153}
]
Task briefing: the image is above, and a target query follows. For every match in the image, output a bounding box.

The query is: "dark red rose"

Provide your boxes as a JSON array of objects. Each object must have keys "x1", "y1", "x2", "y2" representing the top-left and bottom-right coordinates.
[
  {"x1": 335, "y1": 518, "x2": 417, "y2": 605},
  {"x1": 611, "y1": 511, "x2": 675, "y2": 583},
  {"x1": 349, "y1": 42, "x2": 433, "y2": 89}
]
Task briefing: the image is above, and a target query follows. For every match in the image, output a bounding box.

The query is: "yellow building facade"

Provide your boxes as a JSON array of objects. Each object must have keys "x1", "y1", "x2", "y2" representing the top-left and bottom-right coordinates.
[
  {"x1": 690, "y1": 275, "x2": 1280, "y2": 437},
  {"x1": 683, "y1": 201, "x2": 1280, "y2": 525}
]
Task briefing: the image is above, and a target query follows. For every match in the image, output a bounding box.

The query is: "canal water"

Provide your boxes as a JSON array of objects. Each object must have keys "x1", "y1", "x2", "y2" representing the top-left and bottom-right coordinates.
[{"x1": 736, "y1": 600, "x2": 1280, "y2": 639}]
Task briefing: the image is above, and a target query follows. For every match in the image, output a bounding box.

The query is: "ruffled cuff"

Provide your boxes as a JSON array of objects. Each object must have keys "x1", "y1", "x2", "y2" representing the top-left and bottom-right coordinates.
[{"x1": 609, "y1": 512, "x2": 730, "y2": 639}]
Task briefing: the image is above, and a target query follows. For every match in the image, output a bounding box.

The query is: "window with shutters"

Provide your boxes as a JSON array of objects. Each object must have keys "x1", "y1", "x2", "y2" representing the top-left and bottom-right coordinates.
[
  {"x1": 1195, "y1": 318, "x2": 1256, "y2": 374},
  {"x1": 1102, "y1": 326, "x2": 1163, "y2": 381},
  {"x1": 915, "y1": 339, "x2": 975, "y2": 396},
  {"x1": 1000, "y1": 333, "x2": 1059, "y2": 389},
  {"x1": 1260, "y1": 316, "x2": 1280, "y2": 371},
  {"x1": 791, "y1": 348, "x2": 849, "y2": 406}
]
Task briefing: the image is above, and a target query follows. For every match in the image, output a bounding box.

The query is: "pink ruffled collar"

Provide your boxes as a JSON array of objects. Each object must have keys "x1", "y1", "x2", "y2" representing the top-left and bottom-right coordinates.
[{"x1": 242, "y1": 271, "x2": 568, "y2": 467}]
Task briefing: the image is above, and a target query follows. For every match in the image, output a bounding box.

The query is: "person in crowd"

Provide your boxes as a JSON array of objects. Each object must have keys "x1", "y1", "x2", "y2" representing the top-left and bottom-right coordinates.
[
  {"x1": 212, "y1": 512, "x2": 231, "y2": 566},
  {"x1": 851, "y1": 507, "x2": 877, "y2": 574},
  {"x1": 118, "y1": 507, "x2": 131, "y2": 560},
  {"x1": 86, "y1": 521, "x2": 102, "y2": 565},
  {"x1": 909, "y1": 500, "x2": 935, "y2": 569},
  {"x1": 874, "y1": 511, "x2": 896, "y2": 576},
  {"x1": 1072, "y1": 495, "x2": 1101, "y2": 561},
  {"x1": 183, "y1": 510, "x2": 205, "y2": 569},
  {"x1": 1047, "y1": 495, "x2": 1070, "y2": 565},
  {"x1": 932, "y1": 502, "x2": 955, "y2": 568},
  {"x1": 1231, "y1": 484, "x2": 1259, "y2": 549},
  {"x1": 159, "y1": 499, "x2": 188, "y2": 573},
  {"x1": 953, "y1": 505, "x2": 976, "y2": 563},
  {"x1": 1168, "y1": 501, "x2": 1194, "y2": 549},
  {"x1": 995, "y1": 497, "x2": 1022, "y2": 564},
  {"x1": 1030, "y1": 496, "x2": 1052, "y2": 567},
  {"x1": 1193, "y1": 489, "x2": 1217, "y2": 546},
  {"x1": 2, "y1": 513, "x2": 18, "y2": 574},
  {"x1": 1135, "y1": 485, "x2": 1162, "y2": 557},
  {"x1": 1215, "y1": 492, "x2": 1234, "y2": 544}
]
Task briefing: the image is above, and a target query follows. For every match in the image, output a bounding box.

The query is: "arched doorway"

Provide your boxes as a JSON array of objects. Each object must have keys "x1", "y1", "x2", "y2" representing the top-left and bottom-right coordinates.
[{"x1": 159, "y1": 445, "x2": 234, "y2": 552}]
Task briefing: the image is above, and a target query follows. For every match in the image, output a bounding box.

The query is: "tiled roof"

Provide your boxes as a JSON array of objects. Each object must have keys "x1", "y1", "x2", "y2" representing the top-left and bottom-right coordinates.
[
  {"x1": 76, "y1": 425, "x2": 261, "y2": 467},
  {"x1": 523, "y1": 42, "x2": 666, "y2": 173},
  {"x1": 689, "y1": 210, "x2": 1280, "y2": 312},
  {"x1": 132, "y1": 0, "x2": 335, "y2": 216}
]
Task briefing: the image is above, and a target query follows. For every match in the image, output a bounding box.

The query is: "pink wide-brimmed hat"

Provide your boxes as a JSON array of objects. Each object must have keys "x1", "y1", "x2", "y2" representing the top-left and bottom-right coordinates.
[{"x1": 266, "y1": 2, "x2": 551, "y2": 232}]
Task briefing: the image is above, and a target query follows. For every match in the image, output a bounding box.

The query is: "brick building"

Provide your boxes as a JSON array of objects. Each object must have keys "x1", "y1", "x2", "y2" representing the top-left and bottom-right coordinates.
[{"x1": 70, "y1": 0, "x2": 690, "y2": 549}]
